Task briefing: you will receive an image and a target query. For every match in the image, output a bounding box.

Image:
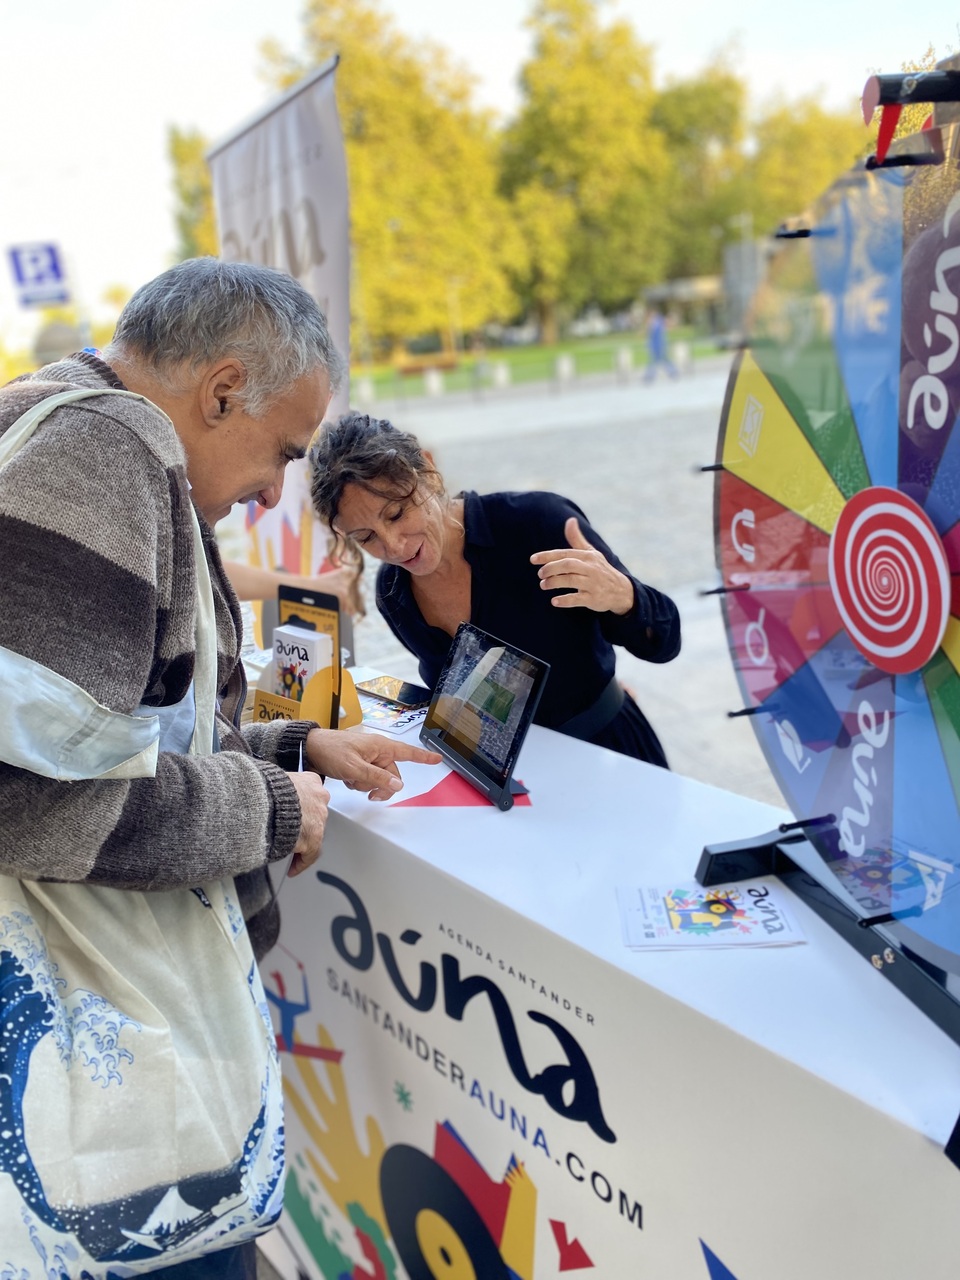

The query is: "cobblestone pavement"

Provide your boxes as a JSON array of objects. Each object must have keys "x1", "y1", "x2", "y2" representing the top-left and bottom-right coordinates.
[{"x1": 349, "y1": 355, "x2": 786, "y2": 810}]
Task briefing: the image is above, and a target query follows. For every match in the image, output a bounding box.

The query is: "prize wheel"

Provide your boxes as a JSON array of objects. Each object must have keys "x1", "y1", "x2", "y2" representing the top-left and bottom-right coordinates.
[{"x1": 715, "y1": 106, "x2": 960, "y2": 975}]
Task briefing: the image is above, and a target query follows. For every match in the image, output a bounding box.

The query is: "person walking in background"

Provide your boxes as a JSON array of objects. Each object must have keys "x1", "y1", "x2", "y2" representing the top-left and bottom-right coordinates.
[
  {"x1": 644, "y1": 307, "x2": 678, "y2": 382},
  {"x1": 311, "y1": 412, "x2": 681, "y2": 768}
]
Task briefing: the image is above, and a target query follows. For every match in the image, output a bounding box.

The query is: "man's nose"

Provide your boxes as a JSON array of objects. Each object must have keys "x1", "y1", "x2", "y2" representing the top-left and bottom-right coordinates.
[{"x1": 257, "y1": 481, "x2": 284, "y2": 510}]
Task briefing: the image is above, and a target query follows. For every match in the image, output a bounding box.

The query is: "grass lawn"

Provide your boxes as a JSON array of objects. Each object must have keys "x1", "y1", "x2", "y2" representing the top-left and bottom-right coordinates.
[{"x1": 352, "y1": 331, "x2": 723, "y2": 400}]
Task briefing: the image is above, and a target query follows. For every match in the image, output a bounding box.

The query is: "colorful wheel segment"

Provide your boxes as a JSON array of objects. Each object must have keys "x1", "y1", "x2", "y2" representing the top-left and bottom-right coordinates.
[{"x1": 715, "y1": 145, "x2": 960, "y2": 973}]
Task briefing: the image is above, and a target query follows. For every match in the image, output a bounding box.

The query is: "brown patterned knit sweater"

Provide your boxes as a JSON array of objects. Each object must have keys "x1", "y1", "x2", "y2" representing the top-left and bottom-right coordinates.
[{"x1": 0, "y1": 353, "x2": 313, "y2": 953}]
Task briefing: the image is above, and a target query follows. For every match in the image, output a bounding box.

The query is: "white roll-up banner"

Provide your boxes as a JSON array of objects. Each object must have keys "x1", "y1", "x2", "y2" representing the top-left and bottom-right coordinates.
[{"x1": 207, "y1": 57, "x2": 349, "y2": 577}]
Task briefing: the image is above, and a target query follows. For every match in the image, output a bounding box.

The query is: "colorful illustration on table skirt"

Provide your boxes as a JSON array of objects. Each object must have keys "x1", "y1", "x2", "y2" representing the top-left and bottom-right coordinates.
[
  {"x1": 279, "y1": 1022, "x2": 542, "y2": 1278},
  {"x1": 713, "y1": 93, "x2": 960, "y2": 977},
  {"x1": 665, "y1": 889, "x2": 747, "y2": 935},
  {"x1": 277, "y1": 1025, "x2": 747, "y2": 1279},
  {"x1": 263, "y1": 953, "x2": 744, "y2": 1279},
  {"x1": 265, "y1": 946, "x2": 344, "y2": 1062}
]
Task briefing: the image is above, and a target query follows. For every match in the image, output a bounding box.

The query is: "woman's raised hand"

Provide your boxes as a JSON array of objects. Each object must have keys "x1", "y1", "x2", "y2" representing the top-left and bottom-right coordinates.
[{"x1": 530, "y1": 516, "x2": 635, "y2": 615}]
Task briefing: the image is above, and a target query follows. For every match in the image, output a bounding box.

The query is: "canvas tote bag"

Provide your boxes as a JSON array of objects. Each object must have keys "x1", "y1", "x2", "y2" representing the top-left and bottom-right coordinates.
[{"x1": 0, "y1": 389, "x2": 284, "y2": 1275}]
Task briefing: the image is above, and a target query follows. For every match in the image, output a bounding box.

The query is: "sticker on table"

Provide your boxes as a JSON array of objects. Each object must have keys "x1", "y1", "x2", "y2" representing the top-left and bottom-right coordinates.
[{"x1": 392, "y1": 770, "x2": 531, "y2": 808}]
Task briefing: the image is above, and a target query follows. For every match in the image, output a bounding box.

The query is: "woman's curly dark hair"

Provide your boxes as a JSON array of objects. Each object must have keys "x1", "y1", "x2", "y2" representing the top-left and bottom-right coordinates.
[{"x1": 310, "y1": 411, "x2": 443, "y2": 575}]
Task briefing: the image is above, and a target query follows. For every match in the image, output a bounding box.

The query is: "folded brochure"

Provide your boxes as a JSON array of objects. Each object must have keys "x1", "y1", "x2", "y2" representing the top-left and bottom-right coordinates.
[
  {"x1": 358, "y1": 693, "x2": 428, "y2": 736},
  {"x1": 616, "y1": 878, "x2": 805, "y2": 950}
]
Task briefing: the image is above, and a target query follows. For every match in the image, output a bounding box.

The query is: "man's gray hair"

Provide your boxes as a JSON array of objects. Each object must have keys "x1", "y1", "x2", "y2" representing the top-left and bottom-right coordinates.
[{"x1": 103, "y1": 257, "x2": 346, "y2": 416}]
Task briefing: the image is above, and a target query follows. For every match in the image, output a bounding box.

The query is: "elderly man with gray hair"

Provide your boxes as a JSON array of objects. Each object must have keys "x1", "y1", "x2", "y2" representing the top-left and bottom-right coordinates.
[{"x1": 0, "y1": 257, "x2": 439, "y2": 1279}]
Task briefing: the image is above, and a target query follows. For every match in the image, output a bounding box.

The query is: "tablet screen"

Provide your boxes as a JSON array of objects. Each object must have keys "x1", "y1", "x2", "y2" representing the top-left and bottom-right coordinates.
[{"x1": 421, "y1": 622, "x2": 549, "y2": 797}]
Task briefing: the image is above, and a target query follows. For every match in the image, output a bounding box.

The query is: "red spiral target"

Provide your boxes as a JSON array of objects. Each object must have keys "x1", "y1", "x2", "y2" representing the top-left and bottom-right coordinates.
[{"x1": 828, "y1": 486, "x2": 950, "y2": 675}]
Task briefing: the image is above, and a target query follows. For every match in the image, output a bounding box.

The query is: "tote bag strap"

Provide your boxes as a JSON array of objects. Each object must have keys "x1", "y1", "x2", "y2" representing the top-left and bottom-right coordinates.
[
  {"x1": 0, "y1": 386, "x2": 218, "y2": 770},
  {"x1": 187, "y1": 503, "x2": 218, "y2": 755},
  {"x1": 0, "y1": 386, "x2": 151, "y2": 463}
]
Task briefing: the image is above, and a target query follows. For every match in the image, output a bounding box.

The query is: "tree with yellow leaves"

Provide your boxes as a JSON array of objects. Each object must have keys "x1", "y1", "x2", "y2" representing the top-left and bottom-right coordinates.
[
  {"x1": 741, "y1": 94, "x2": 870, "y2": 234},
  {"x1": 168, "y1": 126, "x2": 220, "y2": 262},
  {"x1": 263, "y1": 0, "x2": 524, "y2": 359},
  {"x1": 500, "y1": 0, "x2": 671, "y2": 341},
  {"x1": 651, "y1": 53, "x2": 748, "y2": 280}
]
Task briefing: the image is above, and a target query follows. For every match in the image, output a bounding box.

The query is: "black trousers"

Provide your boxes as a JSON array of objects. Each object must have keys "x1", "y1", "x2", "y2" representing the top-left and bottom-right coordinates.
[{"x1": 152, "y1": 1241, "x2": 259, "y2": 1280}]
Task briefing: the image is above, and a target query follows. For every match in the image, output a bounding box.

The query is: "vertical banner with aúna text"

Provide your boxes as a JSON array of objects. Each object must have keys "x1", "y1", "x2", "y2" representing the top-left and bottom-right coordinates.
[{"x1": 207, "y1": 56, "x2": 349, "y2": 578}]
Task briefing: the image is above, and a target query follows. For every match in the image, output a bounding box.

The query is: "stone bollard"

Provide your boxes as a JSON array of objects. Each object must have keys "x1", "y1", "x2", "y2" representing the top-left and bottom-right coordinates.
[
  {"x1": 555, "y1": 353, "x2": 575, "y2": 387},
  {"x1": 615, "y1": 346, "x2": 633, "y2": 380},
  {"x1": 672, "y1": 340, "x2": 691, "y2": 374},
  {"x1": 355, "y1": 375, "x2": 376, "y2": 407},
  {"x1": 492, "y1": 360, "x2": 512, "y2": 389},
  {"x1": 424, "y1": 368, "x2": 445, "y2": 397}
]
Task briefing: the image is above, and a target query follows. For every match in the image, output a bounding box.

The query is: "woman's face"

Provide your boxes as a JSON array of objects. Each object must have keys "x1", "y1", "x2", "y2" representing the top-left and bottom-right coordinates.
[{"x1": 333, "y1": 478, "x2": 450, "y2": 575}]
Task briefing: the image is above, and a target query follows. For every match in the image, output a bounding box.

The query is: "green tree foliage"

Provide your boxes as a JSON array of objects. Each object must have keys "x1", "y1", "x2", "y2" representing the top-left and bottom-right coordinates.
[
  {"x1": 500, "y1": 0, "x2": 670, "y2": 341},
  {"x1": 651, "y1": 54, "x2": 748, "y2": 279},
  {"x1": 163, "y1": 0, "x2": 912, "y2": 351},
  {"x1": 168, "y1": 126, "x2": 220, "y2": 261},
  {"x1": 0, "y1": 342, "x2": 34, "y2": 384},
  {"x1": 264, "y1": 0, "x2": 523, "y2": 359},
  {"x1": 741, "y1": 95, "x2": 869, "y2": 233}
]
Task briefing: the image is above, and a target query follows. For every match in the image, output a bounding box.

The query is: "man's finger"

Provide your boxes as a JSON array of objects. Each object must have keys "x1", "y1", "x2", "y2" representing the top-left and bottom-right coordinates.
[
  {"x1": 338, "y1": 729, "x2": 441, "y2": 768},
  {"x1": 340, "y1": 743, "x2": 443, "y2": 799},
  {"x1": 351, "y1": 761, "x2": 404, "y2": 792},
  {"x1": 376, "y1": 741, "x2": 443, "y2": 765},
  {"x1": 368, "y1": 782, "x2": 403, "y2": 802}
]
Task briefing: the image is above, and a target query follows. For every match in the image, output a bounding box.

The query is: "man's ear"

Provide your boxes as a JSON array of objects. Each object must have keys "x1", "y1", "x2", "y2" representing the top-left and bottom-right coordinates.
[{"x1": 198, "y1": 359, "x2": 246, "y2": 427}]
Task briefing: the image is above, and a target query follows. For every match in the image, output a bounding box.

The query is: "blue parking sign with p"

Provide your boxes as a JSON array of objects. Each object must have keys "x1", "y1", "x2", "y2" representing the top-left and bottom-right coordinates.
[{"x1": 8, "y1": 242, "x2": 70, "y2": 307}]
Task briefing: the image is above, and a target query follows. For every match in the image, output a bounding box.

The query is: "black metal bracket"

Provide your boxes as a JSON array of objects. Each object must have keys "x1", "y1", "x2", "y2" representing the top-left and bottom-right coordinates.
[
  {"x1": 865, "y1": 151, "x2": 944, "y2": 170},
  {"x1": 864, "y1": 70, "x2": 960, "y2": 110},
  {"x1": 696, "y1": 830, "x2": 960, "y2": 1170},
  {"x1": 695, "y1": 827, "x2": 808, "y2": 886},
  {"x1": 727, "y1": 704, "x2": 778, "y2": 719},
  {"x1": 774, "y1": 225, "x2": 838, "y2": 239},
  {"x1": 699, "y1": 584, "x2": 750, "y2": 596},
  {"x1": 862, "y1": 73, "x2": 953, "y2": 167}
]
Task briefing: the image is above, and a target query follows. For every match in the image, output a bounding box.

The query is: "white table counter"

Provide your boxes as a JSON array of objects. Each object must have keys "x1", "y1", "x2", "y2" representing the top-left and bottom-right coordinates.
[
  {"x1": 263, "y1": 700, "x2": 960, "y2": 1280},
  {"x1": 330, "y1": 718, "x2": 960, "y2": 1146}
]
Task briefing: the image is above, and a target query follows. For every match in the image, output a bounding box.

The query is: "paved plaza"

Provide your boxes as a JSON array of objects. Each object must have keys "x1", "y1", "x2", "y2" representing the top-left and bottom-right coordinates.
[{"x1": 349, "y1": 354, "x2": 787, "y2": 811}]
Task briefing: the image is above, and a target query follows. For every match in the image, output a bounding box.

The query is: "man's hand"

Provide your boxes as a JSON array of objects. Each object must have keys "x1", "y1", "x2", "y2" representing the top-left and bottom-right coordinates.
[
  {"x1": 304, "y1": 728, "x2": 442, "y2": 802},
  {"x1": 288, "y1": 771, "x2": 330, "y2": 876},
  {"x1": 530, "y1": 516, "x2": 634, "y2": 615}
]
